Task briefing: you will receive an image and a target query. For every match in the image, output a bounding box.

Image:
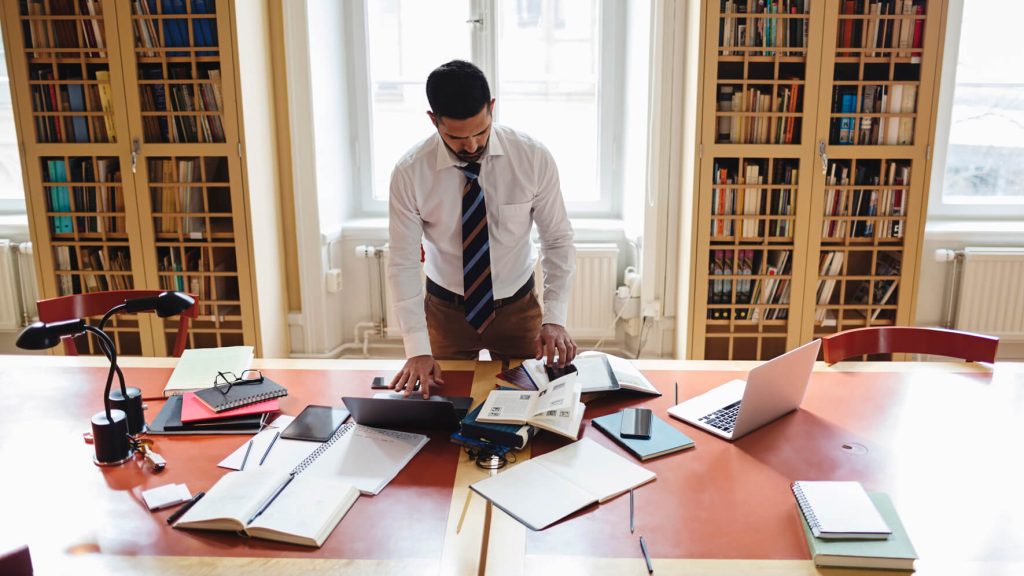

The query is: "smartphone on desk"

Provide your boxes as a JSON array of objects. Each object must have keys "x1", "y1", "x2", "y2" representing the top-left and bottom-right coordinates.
[
  {"x1": 281, "y1": 405, "x2": 350, "y2": 442},
  {"x1": 620, "y1": 408, "x2": 653, "y2": 439}
]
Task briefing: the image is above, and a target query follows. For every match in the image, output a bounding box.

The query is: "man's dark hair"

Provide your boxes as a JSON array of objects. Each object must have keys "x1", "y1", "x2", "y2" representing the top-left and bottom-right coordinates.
[{"x1": 426, "y1": 60, "x2": 491, "y2": 120}]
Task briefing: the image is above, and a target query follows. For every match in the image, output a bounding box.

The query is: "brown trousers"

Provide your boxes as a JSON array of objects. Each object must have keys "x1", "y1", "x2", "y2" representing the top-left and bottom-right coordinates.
[{"x1": 425, "y1": 291, "x2": 543, "y2": 360}]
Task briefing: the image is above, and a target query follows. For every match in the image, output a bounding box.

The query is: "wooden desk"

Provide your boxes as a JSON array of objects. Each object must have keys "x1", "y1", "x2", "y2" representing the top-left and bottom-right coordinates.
[{"x1": 0, "y1": 356, "x2": 1021, "y2": 575}]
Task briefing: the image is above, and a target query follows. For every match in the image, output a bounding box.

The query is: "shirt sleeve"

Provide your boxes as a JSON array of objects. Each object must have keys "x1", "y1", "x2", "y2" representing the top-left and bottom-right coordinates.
[
  {"x1": 531, "y1": 144, "x2": 575, "y2": 328},
  {"x1": 387, "y1": 166, "x2": 433, "y2": 358}
]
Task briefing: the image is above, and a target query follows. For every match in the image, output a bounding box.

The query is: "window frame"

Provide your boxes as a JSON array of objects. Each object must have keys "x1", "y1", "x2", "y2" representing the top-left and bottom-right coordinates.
[
  {"x1": 927, "y1": 0, "x2": 1024, "y2": 220},
  {"x1": 349, "y1": 0, "x2": 626, "y2": 219}
]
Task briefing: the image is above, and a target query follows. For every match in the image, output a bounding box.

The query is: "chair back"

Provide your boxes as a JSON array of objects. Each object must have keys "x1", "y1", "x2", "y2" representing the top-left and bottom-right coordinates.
[
  {"x1": 37, "y1": 290, "x2": 199, "y2": 357},
  {"x1": 821, "y1": 326, "x2": 999, "y2": 364}
]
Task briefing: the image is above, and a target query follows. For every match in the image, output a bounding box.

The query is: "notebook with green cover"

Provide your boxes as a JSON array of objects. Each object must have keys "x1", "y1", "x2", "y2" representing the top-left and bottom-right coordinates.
[
  {"x1": 799, "y1": 492, "x2": 917, "y2": 571},
  {"x1": 194, "y1": 376, "x2": 288, "y2": 412},
  {"x1": 591, "y1": 410, "x2": 695, "y2": 461}
]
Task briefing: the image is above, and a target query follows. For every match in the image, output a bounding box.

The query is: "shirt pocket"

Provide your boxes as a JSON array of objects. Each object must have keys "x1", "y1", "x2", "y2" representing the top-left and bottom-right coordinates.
[{"x1": 496, "y1": 201, "x2": 533, "y2": 241}]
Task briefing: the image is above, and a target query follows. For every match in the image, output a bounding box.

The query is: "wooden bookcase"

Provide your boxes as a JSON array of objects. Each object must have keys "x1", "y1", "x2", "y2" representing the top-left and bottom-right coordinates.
[
  {"x1": 690, "y1": 0, "x2": 946, "y2": 360},
  {"x1": 1, "y1": 0, "x2": 285, "y2": 357}
]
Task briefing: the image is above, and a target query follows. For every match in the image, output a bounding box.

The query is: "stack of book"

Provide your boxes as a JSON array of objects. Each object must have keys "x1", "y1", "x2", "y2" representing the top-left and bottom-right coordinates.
[{"x1": 793, "y1": 480, "x2": 917, "y2": 570}]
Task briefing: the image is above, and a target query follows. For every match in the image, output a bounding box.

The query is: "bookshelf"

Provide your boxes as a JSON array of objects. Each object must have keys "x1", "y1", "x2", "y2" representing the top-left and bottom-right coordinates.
[
  {"x1": 2, "y1": 0, "x2": 284, "y2": 356},
  {"x1": 690, "y1": 0, "x2": 945, "y2": 360}
]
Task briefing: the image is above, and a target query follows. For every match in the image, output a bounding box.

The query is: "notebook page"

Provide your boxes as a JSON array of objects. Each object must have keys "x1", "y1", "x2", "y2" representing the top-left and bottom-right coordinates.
[
  {"x1": 299, "y1": 425, "x2": 428, "y2": 495},
  {"x1": 533, "y1": 437, "x2": 656, "y2": 502},
  {"x1": 793, "y1": 481, "x2": 892, "y2": 538},
  {"x1": 470, "y1": 460, "x2": 596, "y2": 531}
]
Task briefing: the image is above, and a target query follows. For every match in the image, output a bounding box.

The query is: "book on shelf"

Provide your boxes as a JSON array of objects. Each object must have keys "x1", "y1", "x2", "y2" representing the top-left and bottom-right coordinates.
[
  {"x1": 799, "y1": 492, "x2": 917, "y2": 570},
  {"x1": 163, "y1": 345, "x2": 254, "y2": 396},
  {"x1": 592, "y1": 410, "x2": 695, "y2": 461},
  {"x1": 469, "y1": 437, "x2": 656, "y2": 531},
  {"x1": 174, "y1": 456, "x2": 360, "y2": 547},
  {"x1": 792, "y1": 481, "x2": 892, "y2": 539},
  {"x1": 476, "y1": 371, "x2": 584, "y2": 440}
]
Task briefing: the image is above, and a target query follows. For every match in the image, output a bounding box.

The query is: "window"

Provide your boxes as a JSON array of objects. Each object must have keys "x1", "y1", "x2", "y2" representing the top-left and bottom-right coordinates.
[
  {"x1": 931, "y1": 0, "x2": 1024, "y2": 218},
  {"x1": 0, "y1": 25, "x2": 27, "y2": 214},
  {"x1": 361, "y1": 0, "x2": 623, "y2": 217}
]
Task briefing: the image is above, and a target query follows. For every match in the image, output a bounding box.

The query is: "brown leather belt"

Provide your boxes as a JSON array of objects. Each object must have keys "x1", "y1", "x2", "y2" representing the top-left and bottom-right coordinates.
[{"x1": 426, "y1": 275, "x2": 534, "y2": 309}]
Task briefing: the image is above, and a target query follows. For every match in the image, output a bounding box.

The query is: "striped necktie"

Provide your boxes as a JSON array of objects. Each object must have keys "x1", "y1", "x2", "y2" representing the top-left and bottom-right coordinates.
[{"x1": 460, "y1": 161, "x2": 495, "y2": 333}]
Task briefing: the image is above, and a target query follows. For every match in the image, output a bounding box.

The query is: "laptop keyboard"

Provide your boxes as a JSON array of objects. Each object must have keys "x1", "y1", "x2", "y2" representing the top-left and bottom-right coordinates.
[{"x1": 699, "y1": 401, "x2": 742, "y2": 433}]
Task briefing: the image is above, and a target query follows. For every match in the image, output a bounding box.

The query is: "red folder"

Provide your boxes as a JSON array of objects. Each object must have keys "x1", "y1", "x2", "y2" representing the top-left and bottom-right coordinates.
[{"x1": 180, "y1": 392, "x2": 279, "y2": 423}]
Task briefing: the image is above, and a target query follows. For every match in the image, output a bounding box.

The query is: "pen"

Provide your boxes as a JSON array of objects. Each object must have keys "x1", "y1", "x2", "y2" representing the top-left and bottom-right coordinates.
[
  {"x1": 239, "y1": 439, "x2": 253, "y2": 470},
  {"x1": 246, "y1": 472, "x2": 295, "y2": 525},
  {"x1": 639, "y1": 535, "x2": 653, "y2": 574},
  {"x1": 629, "y1": 489, "x2": 635, "y2": 534},
  {"x1": 258, "y1": 430, "x2": 281, "y2": 466},
  {"x1": 674, "y1": 381, "x2": 678, "y2": 405},
  {"x1": 166, "y1": 491, "x2": 205, "y2": 525}
]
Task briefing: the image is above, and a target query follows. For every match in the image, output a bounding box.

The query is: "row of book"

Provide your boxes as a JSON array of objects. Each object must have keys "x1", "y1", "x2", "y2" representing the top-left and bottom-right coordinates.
[
  {"x1": 140, "y1": 67, "x2": 225, "y2": 143},
  {"x1": 708, "y1": 249, "x2": 792, "y2": 322},
  {"x1": 45, "y1": 157, "x2": 126, "y2": 236},
  {"x1": 31, "y1": 69, "x2": 115, "y2": 143},
  {"x1": 23, "y1": 0, "x2": 107, "y2": 57},
  {"x1": 815, "y1": 251, "x2": 899, "y2": 324},
  {"x1": 832, "y1": 84, "x2": 917, "y2": 145},
  {"x1": 838, "y1": 0, "x2": 925, "y2": 59},
  {"x1": 716, "y1": 84, "x2": 802, "y2": 144},
  {"x1": 720, "y1": 0, "x2": 810, "y2": 56},
  {"x1": 133, "y1": 0, "x2": 218, "y2": 58},
  {"x1": 711, "y1": 162, "x2": 796, "y2": 238},
  {"x1": 822, "y1": 188, "x2": 905, "y2": 240},
  {"x1": 149, "y1": 158, "x2": 212, "y2": 237},
  {"x1": 54, "y1": 244, "x2": 133, "y2": 296}
]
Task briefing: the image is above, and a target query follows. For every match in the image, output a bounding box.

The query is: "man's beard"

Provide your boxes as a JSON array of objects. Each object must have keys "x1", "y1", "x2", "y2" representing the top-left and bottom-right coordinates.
[{"x1": 444, "y1": 137, "x2": 488, "y2": 163}]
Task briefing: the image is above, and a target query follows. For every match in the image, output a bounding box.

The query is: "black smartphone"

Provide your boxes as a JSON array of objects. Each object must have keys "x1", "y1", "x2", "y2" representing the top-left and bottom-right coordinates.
[
  {"x1": 544, "y1": 363, "x2": 578, "y2": 381},
  {"x1": 620, "y1": 408, "x2": 653, "y2": 439},
  {"x1": 371, "y1": 376, "x2": 390, "y2": 389},
  {"x1": 281, "y1": 405, "x2": 350, "y2": 442}
]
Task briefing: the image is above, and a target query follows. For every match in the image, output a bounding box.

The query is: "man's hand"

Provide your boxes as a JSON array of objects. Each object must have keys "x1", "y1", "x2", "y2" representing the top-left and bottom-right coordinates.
[
  {"x1": 390, "y1": 355, "x2": 445, "y2": 398},
  {"x1": 534, "y1": 323, "x2": 577, "y2": 367}
]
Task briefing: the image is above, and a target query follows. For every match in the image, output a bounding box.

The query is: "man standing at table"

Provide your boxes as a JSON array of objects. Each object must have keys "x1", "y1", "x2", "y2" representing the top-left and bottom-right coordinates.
[{"x1": 388, "y1": 60, "x2": 577, "y2": 397}]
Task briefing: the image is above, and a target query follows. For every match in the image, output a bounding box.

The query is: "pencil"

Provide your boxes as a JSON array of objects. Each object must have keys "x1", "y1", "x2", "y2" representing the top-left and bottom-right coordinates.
[
  {"x1": 630, "y1": 489, "x2": 635, "y2": 534},
  {"x1": 674, "y1": 381, "x2": 678, "y2": 405},
  {"x1": 166, "y1": 491, "x2": 205, "y2": 525},
  {"x1": 240, "y1": 439, "x2": 253, "y2": 470},
  {"x1": 258, "y1": 431, "x2": 281, "y2": 466},
  {"x1": 640, "y1": 535, "x2": 653, "y2": 573}
]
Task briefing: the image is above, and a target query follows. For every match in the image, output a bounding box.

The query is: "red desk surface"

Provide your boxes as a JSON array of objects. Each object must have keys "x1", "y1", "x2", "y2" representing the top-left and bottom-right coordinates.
[
  {"x1": 0, "y1": 365, "x2": 473, "y2": 560},
  {"x1": 527, "y1": 368, "x2": 1024, "y2": 564}
]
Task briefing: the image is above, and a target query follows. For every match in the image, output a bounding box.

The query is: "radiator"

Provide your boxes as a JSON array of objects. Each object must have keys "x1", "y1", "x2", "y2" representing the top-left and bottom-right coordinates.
[
  {"x1": 954, "y1": 247, "x2": 1024, "y2": 343},
  {"x1": 382, "y1": 243, "x2": 620, "y2": 340},
  {"x1": 1, "y1": 240, "x2": 38, "y2": 330}
]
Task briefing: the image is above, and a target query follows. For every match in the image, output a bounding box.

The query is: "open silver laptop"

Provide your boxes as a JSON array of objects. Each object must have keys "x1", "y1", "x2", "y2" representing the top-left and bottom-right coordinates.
[{"x1": 668, "y1": 340, "x2": 821, "y2": 440}]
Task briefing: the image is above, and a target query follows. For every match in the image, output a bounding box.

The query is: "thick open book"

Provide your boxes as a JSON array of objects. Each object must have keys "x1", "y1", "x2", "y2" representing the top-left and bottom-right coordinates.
[
  {"x1": 470, "y1": 437, "x2": 656, "y2": 530},
  {"x1": 476, "y1": 372, "x2": 584, "y2": 439},
  {"x1": 513, "y1": 353, "x2": 661, "y2": 396},
  {"x1": 174, "y1": 467, "x2": 358, "y2": 547}
]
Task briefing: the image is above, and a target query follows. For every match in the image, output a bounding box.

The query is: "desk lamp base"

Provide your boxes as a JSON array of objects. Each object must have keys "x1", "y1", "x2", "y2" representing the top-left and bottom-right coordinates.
[{"x1": 91, "y1": 410, "x2": 132, "y2": 466}]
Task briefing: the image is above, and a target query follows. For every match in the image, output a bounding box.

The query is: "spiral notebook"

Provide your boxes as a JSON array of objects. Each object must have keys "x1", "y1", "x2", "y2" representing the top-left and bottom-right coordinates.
[
  {"x1": 194, "y1": 376, "x2": 288, "y2": 413},
  {"x1": 792, "y1": 481, "x2": 892, "y2": 540}
]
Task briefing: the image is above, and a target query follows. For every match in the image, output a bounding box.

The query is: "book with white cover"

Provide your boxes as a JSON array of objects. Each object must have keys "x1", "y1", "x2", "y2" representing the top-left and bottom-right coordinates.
[
  {"x1": 470, "y1": 437, "x2": 656, "y2": 530},
  {"x1": 576, "y1": 351, "x2": 661, "y2": 396},
  {"x1": 476, "y1": 372, "x2": 584, "y2": 439},
  {"x1": 163, "y1": 346, "x2": 254, "y2": 397}
]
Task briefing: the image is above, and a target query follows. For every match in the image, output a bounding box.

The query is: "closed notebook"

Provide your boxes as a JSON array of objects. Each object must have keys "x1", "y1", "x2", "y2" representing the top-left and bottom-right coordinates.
[
  {"x1": 180, "y1": 392, "x2": 279, "y2": 423},
  {"x1": 800, "y1": 492, "x2": 917, "y2": 570},
  {"x1": 149, "y1": 395, "x2": 267, "y2": 435},
  {"x1": 792, "y1": 481, "x2": 892, "y2": 539},
  {"x1": 194, "y1": 376, "x2": 288, "y2": 413},
  {"x1": 591, "y1": 411, "x2": 695, "y2": 461},
  {"x1": 163, "y1": 346, "x2": 253, "y2": 397}
]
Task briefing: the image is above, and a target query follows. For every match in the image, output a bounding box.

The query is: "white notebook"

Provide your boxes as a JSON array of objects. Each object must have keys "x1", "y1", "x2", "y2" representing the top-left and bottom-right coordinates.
[
  {"x1": 470, "y1": 437, "x2": 656, "y2": 530},
  {"x1": 163, "y1": 346, "x2": 254, "y2": 396},
  {"x1": 792, "y1": 481, "x2": 892, "y2": 539}
]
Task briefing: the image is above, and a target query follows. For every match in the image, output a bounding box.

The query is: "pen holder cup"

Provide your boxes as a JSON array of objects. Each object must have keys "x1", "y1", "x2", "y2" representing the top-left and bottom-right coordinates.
[
  {"x1": 108, "y1": 386, "x2": 146, "y2": 435},
  {"x1": 91, "y1": 409, "x2": 132, "y2": 466}
]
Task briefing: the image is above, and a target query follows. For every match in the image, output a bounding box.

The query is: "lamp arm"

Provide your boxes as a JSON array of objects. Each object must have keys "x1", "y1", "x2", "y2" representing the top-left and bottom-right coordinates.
[
  {"x1": 97, "y1": 303, "x2": 128, "y2": 332},
  {"x1": 84, "y1": 325, "x2": 118, "y2": 423}
]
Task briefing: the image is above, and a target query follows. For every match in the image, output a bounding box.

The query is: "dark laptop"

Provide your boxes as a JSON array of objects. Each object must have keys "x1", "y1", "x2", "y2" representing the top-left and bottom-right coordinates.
[{"x1": 342, "y1": 393, "x2": 473, "y2": 429}]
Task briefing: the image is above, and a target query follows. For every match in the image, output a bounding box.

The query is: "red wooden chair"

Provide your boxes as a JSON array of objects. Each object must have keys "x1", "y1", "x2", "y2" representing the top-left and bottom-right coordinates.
[
  {"x1": 37, "y1": 290, "x2": 199, "y2": 357},
  {"x1": 821, "y1": 326, "x2": 999, "y2": 364}
]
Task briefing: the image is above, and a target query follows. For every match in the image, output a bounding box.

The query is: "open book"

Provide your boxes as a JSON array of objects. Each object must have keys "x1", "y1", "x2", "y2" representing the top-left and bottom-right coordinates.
[
  {"x1": 174, "y1": 467, "x2": 359, "y2": 547},
  {"x1": 509, "y1": 353, "x2": 661, "y2": 396},
  {"x1": 476, "y1": 372, "x2": 584, "y2": 439},
  {"x1": 470, "y1": 437, "x2": 656, "y2": 530}
]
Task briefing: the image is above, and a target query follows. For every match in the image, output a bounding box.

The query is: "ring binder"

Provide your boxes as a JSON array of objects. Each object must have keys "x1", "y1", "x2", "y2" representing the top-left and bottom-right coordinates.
[{"x1": 792, "y1": 482, "x2": 823, "y2": 535}]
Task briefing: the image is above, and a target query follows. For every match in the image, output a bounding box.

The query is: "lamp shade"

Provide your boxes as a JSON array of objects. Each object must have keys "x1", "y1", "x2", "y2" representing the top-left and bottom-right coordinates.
[
  {"x1": 123, "y1": 291, "x2": 195, "y2": 317},
  {"x1": 16, "y1": 319, "x2": 86, "y2": 350}
]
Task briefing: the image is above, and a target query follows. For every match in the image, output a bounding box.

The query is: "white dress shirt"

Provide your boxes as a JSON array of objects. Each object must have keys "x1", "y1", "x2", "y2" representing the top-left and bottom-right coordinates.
[{"x1": 388, "y1": 124, "x2": 576, "y2": 358}]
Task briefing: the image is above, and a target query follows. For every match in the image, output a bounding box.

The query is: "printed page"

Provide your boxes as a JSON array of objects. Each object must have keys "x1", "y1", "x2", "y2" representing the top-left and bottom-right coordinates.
[
  {"x1": 531, "y1": 373, "x2": 578, "y2": 415},
  {"x1": 478, "y1": 389, "x2": 539, "y2": 422},
  {"x1": 528, "y1": 401, "x2": 585, "y2": 439}
]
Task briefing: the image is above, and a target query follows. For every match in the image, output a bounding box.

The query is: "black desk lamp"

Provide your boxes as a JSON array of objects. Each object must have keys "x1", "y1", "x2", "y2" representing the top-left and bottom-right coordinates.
[
  {"x1": 94, "y1": 292, "x2": 196, "y2": 436},
  {"x1": 17, "y1": 319, "x2": 133, "y2": 465}
]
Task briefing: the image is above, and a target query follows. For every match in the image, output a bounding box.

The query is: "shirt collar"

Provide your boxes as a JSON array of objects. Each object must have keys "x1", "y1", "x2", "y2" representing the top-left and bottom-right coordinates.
[{"x1": 433, "y1": 125, "x2": 506, "y2": 171}]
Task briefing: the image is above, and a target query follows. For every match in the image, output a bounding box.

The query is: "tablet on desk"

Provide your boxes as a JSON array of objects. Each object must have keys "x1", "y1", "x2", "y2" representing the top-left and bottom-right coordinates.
[
  {"x1": 280, "y1": 405, "x2": 350, "y2": 442},
  {"x1": 342, "y1": 394, "x2": 473, "y2": 429}
]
